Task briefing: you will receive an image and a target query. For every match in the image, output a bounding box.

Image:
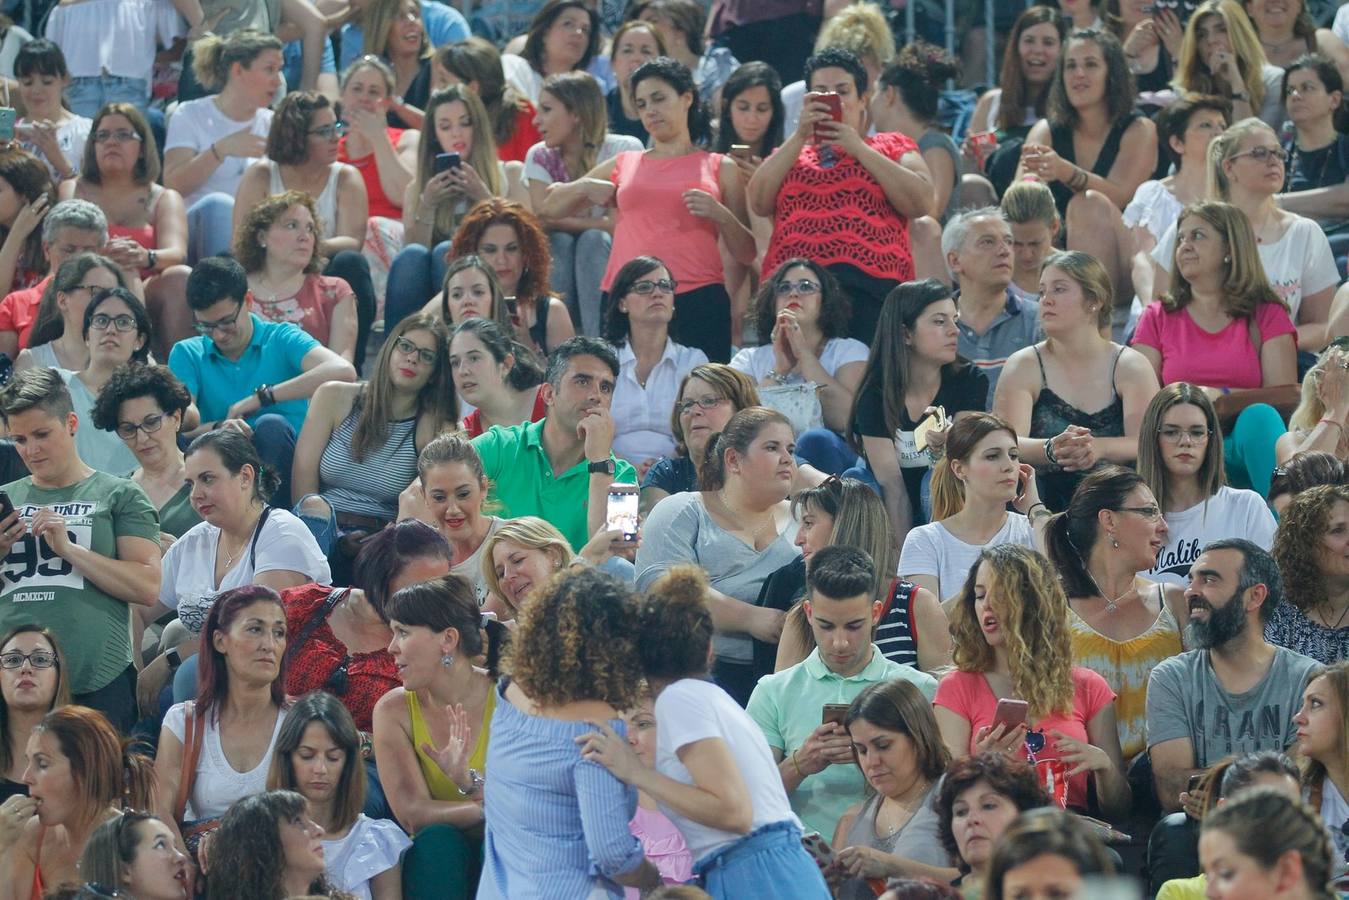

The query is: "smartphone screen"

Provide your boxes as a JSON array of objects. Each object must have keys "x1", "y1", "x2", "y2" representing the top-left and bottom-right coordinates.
[
  {"x1": 730, "y1": 143, "x2": 752, "y2": 160},
  {"x1": 606, "y1": 484, "x2": 639, "y2": 542},
  {"x1": 0, "y1": 109, "x2": 16, "y2": 143}
]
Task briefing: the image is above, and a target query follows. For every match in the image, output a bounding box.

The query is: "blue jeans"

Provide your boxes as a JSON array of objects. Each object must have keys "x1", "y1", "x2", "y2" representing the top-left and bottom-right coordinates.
[
  {"x1": 795, "y1": 428, "x2": 857, "y2": 475},
  {"x1": 548, "y1": 228, "x2": 611, "y2": 336},
  {"x1": 294, "y1": 493, "x2": 337, "y2": 556},
  {"x1": 65, "y1": 75, "x2": 149, "y2": 118},
  {"x1": 841, "y1": 457, "x2": 930, "y2": 523},
  {"x1": 252, "y1": 413, "x2": 298, "y2": 509},
  {"x1": 385, "y1": 240, "x2": 451, "y2": 333},
  {"x1": 693, "y1": 821, "x2": 829, "y2": 899},
  {"x1": 187, "y1": 193, "x2": 235, "y2": 264}
]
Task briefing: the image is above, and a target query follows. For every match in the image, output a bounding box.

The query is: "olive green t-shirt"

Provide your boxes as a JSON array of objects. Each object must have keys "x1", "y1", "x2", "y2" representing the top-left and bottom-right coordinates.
[
  {"x1": 158, "y1": 483, "x2": 202, "y2": 538},
  {"x1": 0, "y1": 472, "x2": 159, "y2": 694}
]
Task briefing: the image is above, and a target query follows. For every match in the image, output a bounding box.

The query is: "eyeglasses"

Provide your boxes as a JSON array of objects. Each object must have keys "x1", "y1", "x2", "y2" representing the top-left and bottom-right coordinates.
[
  {"x1": 393, "y1": 335, "x2": 437, "y2": 366},
  {"x1": 92, "y1": 129, "x2": 141, "y2": 144},
  {"x1": 115, "y1": 413, "x2": 166, "y2": 441},
  {"x1": 89, "y1": 313, "x2": 138, "y2": 333},
  {"x1": 1230, "y1": 146, "x2": 1289, "y2": 165},
  {"x1": 1116, "y1": 505, "x2": 1163, "y2": 522},
  {"x1": 1157, "y1": 426, "x2": 1211, "y2": 444},
  {"x1": 0, "y1": 650, "x2": 56, "y2": 669},
  {"x1": 676, "y1": 396, "x2": 727, "y2": 415},
  {"x1": 630, "y1": 278, "x2": 677, "y2": 296},
  {"x1": 193, "y1": 303, "x2": 245, "y2": 335},
  {"x1": 308, "y1": 122, "x2": 349, "y2": 140},
  {"x1": 775, "y1": 279, "x2": 821, "y2": 297}
]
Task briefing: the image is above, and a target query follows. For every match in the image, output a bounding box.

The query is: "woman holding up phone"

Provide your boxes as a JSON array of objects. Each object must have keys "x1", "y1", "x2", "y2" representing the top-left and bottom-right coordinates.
[{"x1": 934, "y1": 544, "x2": 1131, "y2": 819}]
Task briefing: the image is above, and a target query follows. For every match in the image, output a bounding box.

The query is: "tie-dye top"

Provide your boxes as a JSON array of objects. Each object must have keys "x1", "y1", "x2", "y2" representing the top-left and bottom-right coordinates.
[{"x1": 1068, "y1": 592, "x2": 1182, "y2": 761}]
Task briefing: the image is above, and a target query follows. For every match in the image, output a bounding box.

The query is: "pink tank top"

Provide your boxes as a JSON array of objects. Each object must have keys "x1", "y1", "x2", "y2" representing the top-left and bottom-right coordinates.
[{"x1": 601, "y1": 150, "x2": 725, "y2": 293}]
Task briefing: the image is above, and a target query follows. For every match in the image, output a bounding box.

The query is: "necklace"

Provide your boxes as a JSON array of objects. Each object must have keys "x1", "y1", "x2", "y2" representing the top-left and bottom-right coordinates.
[
  {"x1": 252, "y1": 273, "x2": 300, "y2": 304},
  {"x1": 1260, "y1": 33, "x2": 1305, "y2": 57},
  {"x1": 220, "y1": 509, "x2": 263, "y2": 569},
  {"x1": 1320, "y1": 599, "x2": 1349, "y2": 631},
  {"x1": 1083, "y1": 568, "x2": 1137, "y2": 614},
  {"x1": 712, "y1": 490, "x2": 777, "y2": 547}
]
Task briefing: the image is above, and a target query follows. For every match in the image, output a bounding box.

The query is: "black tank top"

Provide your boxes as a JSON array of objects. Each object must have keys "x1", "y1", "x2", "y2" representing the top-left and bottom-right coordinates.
[{"x1": 1048, "y1": 111, "x2": 1142, "y2": 219}]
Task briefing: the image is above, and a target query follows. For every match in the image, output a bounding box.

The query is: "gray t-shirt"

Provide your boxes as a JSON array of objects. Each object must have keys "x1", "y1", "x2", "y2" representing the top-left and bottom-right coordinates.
[
  {"x1": 635, "y1": 492, "x2": 800, "y2": 664},
  {"x1": 1145, "y1": 646, "x2": 1321, "y2": 766},
  {"x1": 839, "y1": 778, "x2": 946, "y2": 900}
]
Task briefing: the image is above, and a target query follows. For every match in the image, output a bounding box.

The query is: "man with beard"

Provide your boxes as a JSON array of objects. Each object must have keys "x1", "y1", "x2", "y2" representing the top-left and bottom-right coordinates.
[{"x1": 1146, "y1": 539, "x2": 1320, "y2": 815}]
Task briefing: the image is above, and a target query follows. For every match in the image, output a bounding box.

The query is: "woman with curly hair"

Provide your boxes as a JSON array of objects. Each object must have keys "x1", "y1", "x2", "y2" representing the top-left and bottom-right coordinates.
[
  {"x1": 234, "y1": 190, "x2": 359, "y2": 364},
  {"x1": 204, "y1": 790, "x2": 352, "y2": 900},
  {"x1": 934, "y1": 754, "x2": 1049, "y2": 897},
  {"x1": 373, "y1": 574, "x2": 506, "y2": 899},
  {"x1": 1269, "y1": 451, "x2": 1347, "y2": 516},
  {"x1": 933, "y1": 544, "x2": 1131, "y2": 818},
  {"x1": 448, "y1": 197, "x2": 572, "y2": 355},
  {"x1": 480, "y1": 567, "x2": 662, "y2": 898},
  {"x1": 578, "y1": 566, "x2": 827, "y2": 899},
  {"x1": 1270, "y1": 484, "x2": 1349, "y2": 662}
]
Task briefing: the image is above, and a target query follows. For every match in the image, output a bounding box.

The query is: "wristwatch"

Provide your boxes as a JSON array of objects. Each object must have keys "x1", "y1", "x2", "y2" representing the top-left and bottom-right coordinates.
[
  {"x1": 255, "y1": 384, "x2": 276, "y2": 407},
  {"x1": 165, "y1": 646, "x2": 182, "y2": 670},
  {"x1": 588, "y1": 458, "x2": 616, "y2": 476}
]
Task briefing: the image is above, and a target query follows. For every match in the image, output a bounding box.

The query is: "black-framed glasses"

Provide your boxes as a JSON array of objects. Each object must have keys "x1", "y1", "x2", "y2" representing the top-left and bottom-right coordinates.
[
  {"x1": 630, "y1": 278, "x2": 676, "y2": 296},
  {"x1": 0, "y1": 650, "x2": 56, "y2": 669},
  {"x1": 1157, "y1": 426, "x2": 1211, "y2": 444},
  {"x1": 775, "y1": 279, "x2": 821, "y2": 297},
  {"x1": 92, "y1": 129, "x2": 141, "y2": 144},
  {"x1": 1231, "y1": 146, "x2": 1289, "y2": 165},
  {"x1": 676, "y1": 395, "x2": 727, "y2": 415},
  {"x1": 1116, "y1": 505, "x2": 1163, "y2": 522},
  {"x1": 308, "y1": 122, "x2": 348, "y2": 140},
  {"x1": 89, "y1": 313, "x2": 138, "y2": 333},
  {"x1": 115, "y1": 413, "x2": 166, "y2": 441},
  {"x1": 393, "y1": 336, "x2": 437, "y2": 366},
  {"x1": 193, "y1": 303, "x2": 245, "y2": 335}
]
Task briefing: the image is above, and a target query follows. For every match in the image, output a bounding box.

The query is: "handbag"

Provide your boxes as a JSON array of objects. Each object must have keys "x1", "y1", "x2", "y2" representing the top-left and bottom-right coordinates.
[
  {"x1": 173, "y1": 702, "x2": 221, "y2": 860},
  {"x1": 757, "y1": 381, "x2": 824, "y2": 435}
]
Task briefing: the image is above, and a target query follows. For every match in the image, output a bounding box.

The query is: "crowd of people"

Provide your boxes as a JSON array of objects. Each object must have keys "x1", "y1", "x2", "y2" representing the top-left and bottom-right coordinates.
[{"x1": 0, "y1": 0, "x2": 1343, "y2": 898}]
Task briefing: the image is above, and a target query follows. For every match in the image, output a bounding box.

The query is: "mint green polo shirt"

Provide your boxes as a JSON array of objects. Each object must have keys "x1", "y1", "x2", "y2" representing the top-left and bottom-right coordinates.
[
  {"x1": 746, "y1": 646, "x2": 938, "y2": 837},
  {"x1": 472, "y1": 419, "x2": 636, "y2": 551}
]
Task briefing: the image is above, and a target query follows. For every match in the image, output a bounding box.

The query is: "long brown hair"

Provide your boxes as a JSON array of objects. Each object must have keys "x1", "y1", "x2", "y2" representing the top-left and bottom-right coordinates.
[
  {"x1": 435, "y1": 37, "x2": 527, "y2": 148},
  {"x1": 351, "y1": 313, "x2": 456, "y2": 461},
  {"x1": 416, "y1": 87, "x2": 502, "y2": 243},
  {"x1": 0, "y1": 625, "x2": 70, "y2": 777},
  {"x1": 1163, "y1": 200, "x2": 1284, "y2": 319},
  {"x1": 929, "y1": 413, "x2": 1019, "y2": 521},
  {"x1": 999, "y1": 6, "x2": 1067, "y2": 131}
]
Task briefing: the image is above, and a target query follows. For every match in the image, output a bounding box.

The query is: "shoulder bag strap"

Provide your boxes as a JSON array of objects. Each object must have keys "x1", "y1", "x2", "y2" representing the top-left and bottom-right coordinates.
[
  {"x1": 247, "y1": 506, "x2": 273, "y2": 571},
  {"x1": 174, "y1": 702, "x2": 206, "y2": 824},
  {"x1": 284, "y1": 588, "x2": 350, "y2": 668}
]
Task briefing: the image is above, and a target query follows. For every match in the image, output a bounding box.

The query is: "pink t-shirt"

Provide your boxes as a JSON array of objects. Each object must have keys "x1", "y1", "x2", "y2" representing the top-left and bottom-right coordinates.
[
  {"x1": 624, "y1": 806, "x2": 693, "y2": 898},
  {"x1": 1131, "y1": 300, "x2": 1297, "y2": 389},
  {"x1": 602, "y1": 150, "x2": 725, "y2": 293},
  {"x1": 934, "y1": 667, "x2": 1116, "y2": 811}
]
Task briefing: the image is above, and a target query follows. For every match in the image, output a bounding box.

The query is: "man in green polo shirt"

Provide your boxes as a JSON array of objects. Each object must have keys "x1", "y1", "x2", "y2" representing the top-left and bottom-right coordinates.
[
  {"x1": 472, "y1": 337, "x2": 636, "y2": 551},
  {"x1": 747, "y1": 546, "x2": 938, "y2": 837}
]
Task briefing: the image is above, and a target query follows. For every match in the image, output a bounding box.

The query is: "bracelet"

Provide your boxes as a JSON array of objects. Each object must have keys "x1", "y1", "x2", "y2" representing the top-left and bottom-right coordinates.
[
  {"x1": 791, "y1": 748, "x2": 805, "y2": 779},
  {"x1": 1068, "y1": 166, "x2": 1089, "y2": 193},
  {"x1": 209, "y1": 143, "x2": 222, "y2": 162},
  {"x1": 1044, "y1": 438, "x2": 1059, "y2": 467},
  {"x1": 1319, "y1": 417, "x2": 1346, "y2": 434},
  {"x1": 1028, "y1": 501, "x2": 1049, "y2": 517}
]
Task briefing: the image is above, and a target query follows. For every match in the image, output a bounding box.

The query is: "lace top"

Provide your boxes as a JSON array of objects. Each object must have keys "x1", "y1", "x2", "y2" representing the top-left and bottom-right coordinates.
[{"x1": 1029, "y1": 344, "x2": 1124, "y2": 511}]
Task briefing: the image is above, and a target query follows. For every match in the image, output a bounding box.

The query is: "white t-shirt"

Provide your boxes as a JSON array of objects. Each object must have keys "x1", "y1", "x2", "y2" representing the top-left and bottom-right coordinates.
[
  {"x1": 1122, "y1": 180, "x2": 1183, "y2": 245},
  {"x1": 1152, "y1": 213, "x2": 1337, "y2": 321},
  {"x1": 1142, "y1": 485, "x2": 1277, "y2": 586},
  {"x1": 899, "y1": 513, "x2": 1036, "y2": 602},
  {"x1": 323, "y1": 814, "x2": 412, "y2": 900},
  {"x1": 164, "y1": 97, "x2": 273, "y2": 207},
  {"x1": 163, "y1": 702, "x2": 285, "y2": 820},
  {"x1": 654, "y1": 678, "x2": 799, "y2": 862},
  {"x1": 160, "y1": 508, "x2": 331, "y2": 635},
  {"x1": 729, "y1": 338, "x2": 869, "y2": 385}
]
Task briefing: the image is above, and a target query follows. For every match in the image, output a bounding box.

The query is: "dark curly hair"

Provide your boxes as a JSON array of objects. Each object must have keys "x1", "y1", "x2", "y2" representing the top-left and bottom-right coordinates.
[
  {"x1": 752, "y1": 257, "x2": 851, "y2": 344},
  {"x1": 630, "y1": 57, "x2": 711, "y2": 145},
  {"x1": 878, "y1": 40, "x2": 959, "y2": 124},
  {"x1": 205, "y1": 790, "x2": 351, "y2": 900},
  {"x1": 936, "y1": 753, "x2": 1050, "y2": 870},
  {"x1": 637, "y1": 566, "x2": 715, "y2": 681},
  {"x1": 450, "y1": 199, "x2": 551, "y2": 305},
  {"x1": 267, "y1": 91, "x2": 331, "y2": 166},
  {"x1": 505, "y1": 567, "x2": 644, "y2": 710},
  {"x1": 1272, "y1": 483, "x2": 1349, "y2": 619},
  {"x1": 91, "y1": 362, "x2": 191, "y2": 434},
  {"x1": 233, "y1": 189, "x2": 325, "y2": 275}
]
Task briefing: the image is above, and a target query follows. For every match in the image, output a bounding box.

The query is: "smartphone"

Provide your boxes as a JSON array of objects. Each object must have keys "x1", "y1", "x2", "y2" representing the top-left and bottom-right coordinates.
[
  {"x1": 800, "y1": 832, "x2": 836, "y2": 870},
  {"x1": 1187, "y1": 773, "x2": 1206, "y2": 794},
  {"x1": 0, "y1": 108, "x2": 15, "y2": 143},
  {"x1": 912, "y1": 406, "x2": 947, "y2": 453},
  {"x1": 992, "y1": 698, "x2": 1030, "y2": 732},
  {"x1": 434, "y1": 151, "x2": 461, "y2": 174},
  {"x1": 813, "y1": 92, "x2": 842, "y2": 143},
  {"x1": 967, "y1": 130, "x2": 996, "y2": 170},
  {"x1": 729, "y1": 143, "x2": 752, "y2": 160},
  {"x1": 821, "y1": 703, "x2": 850, "y2": 726},
  {"x1": 0, "y1": 491, "x2": 12, "y2": 521},
  {"x1": 605, "y1": 483, "x2": 639, "y2": 543}
]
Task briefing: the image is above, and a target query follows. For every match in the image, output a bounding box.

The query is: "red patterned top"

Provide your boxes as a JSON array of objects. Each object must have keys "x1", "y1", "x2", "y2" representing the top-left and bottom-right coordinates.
[
  {"x1": 282, "y1": 584, "x2": 400, "y2": 732},
  {"x1": 762, "y1": 132, "x2": 919, "y2": 283}
]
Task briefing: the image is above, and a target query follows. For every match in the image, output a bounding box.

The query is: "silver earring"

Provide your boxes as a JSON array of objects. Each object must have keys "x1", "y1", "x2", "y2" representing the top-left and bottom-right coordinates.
[
  {"x1": 1223, "y1": 256, "x2": 1230, "y2": 263},
  {"x1": 1109, "y1": 534, "x2": 1119, "y2": 549},
  {"x1": 441, "y1": 653, "x2": 454, "y2": 667}
]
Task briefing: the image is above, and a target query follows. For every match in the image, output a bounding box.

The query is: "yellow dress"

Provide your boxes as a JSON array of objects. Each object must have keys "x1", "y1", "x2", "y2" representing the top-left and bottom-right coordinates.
[{"x1": 407, "y1": 686, "x2": 496, "y2": 801}]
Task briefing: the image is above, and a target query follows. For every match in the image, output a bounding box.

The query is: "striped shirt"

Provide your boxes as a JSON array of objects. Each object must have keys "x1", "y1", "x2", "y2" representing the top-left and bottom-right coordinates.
[
  {"x1": 876, "y1": 580, "x2": 920, "y2": 668},
  {"x1": 317, "y1": 408, "x2": 418, "y2": 520},
  {"x1": 955, "y1": 288, "x2": 1041, "y2": 408}
]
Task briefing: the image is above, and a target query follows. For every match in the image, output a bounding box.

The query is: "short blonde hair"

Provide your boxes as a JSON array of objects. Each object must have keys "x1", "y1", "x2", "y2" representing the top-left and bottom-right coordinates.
[
  {"x1": 481, "y1": 516, "x2": 576, "y2": 609},
  {"x1": 812, "y1": 1, "x2": 895, "y2": 68}
]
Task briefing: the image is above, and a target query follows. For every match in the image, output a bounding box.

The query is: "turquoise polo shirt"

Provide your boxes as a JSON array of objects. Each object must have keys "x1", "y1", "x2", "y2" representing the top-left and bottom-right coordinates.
[
  {"x1": 472, "y1": 419, "x2": 637, "y2": 552},
  {"x1": 168, "y1": 314, "x2": 319, "y2": 433},
  {"x1": 746, "y1": 646, "x2": 938, "y2": 837}
]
